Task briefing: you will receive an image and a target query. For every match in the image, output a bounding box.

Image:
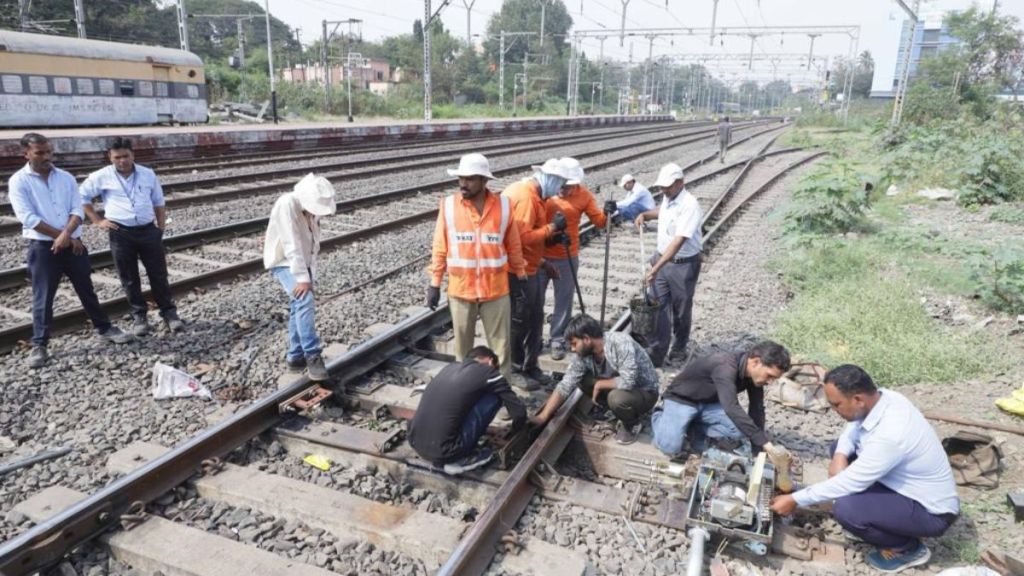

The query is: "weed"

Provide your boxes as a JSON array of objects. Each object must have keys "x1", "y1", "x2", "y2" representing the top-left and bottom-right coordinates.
[
  {"x1": 783, "y1": 159, "x2": 872, "y2": 238},
  {"x1": 988, "y1": 205, "x2": 1024, "y2": 225},
  {"x1": 971, "y1": 247, "x2": 1024, "y2": 314}
]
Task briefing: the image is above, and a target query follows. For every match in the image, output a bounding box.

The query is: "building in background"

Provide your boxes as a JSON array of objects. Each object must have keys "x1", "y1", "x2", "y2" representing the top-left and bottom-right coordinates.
[
  {"x1": 871, "y1": 11, "x2": 960, "y2": 98},
  {"x1": 282, "y1": 57, "x2": 394, "y2": 95}
]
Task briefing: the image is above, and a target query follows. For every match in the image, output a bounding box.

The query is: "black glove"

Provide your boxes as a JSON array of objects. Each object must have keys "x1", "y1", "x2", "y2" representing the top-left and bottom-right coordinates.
[
  {"x1": 426, "y1": 285, "x2": 441, "y2": 310},
  {"x1": 560, "y1": 233, "x2": 571, "y2": 247},
  {"x1": 603, "y1": 200, "x2": 618, "y2": 216},
  {"x1": 514, "y1": 284, "x2": 527, "y2": 310},
  {"x1": 546, "y1": 232, "x2": 568, "y2": 246},
  {"x1": 552, "y1": 212, "x2": 568, "y2": 232}
]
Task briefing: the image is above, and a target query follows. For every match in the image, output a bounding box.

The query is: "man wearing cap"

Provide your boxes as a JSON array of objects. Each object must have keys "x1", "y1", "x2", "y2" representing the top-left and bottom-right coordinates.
[
  {"x1": 634, "y1": 163, "x2": 702, "y2": 367},
  {"x1": 615, "y1": 174, "x2": 656, "y2": 223},
  {"x1": 501, "y1": 159, "x2": 569, "y2": 390},
  {"x1": 80, "y1": 137, "x2": 183, "y2": 336},
  {"x1": 428, "y1": 153, "x2": 527, "y2": 376},
  {"x1": 264, "y1": 174, "x2": 336, "y2": 381},
  {"x1": 540, "y1": 157, "x2": 614, "y2": 361}
]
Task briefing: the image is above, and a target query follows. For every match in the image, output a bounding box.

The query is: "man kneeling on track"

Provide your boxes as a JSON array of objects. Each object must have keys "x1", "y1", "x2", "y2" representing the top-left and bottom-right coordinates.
[
  {"x1": 651, "y1": 340, "x2": 791, "y2": 459},
  {"x1": 408, "y1": 346, "x2": 527, "y2": 475},
  {"x1": 530, "y1": 314, "x2": 659, "y2": 445},
  {"x1": 770, "y1": 365, "x2": 959, "y2": 574}
]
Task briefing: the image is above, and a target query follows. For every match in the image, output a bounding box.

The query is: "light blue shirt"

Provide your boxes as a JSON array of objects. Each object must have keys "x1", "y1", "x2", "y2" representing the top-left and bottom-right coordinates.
[
  {"x1": 617, "y1": 182, "x2": 656, "y2": 212},
  {"x1": 793, "y1": 389, "x2": 960, "y2": 515},
  {"x1": 656, "y1": 190, "x2": 703, "y2": 259},
  {"x1": 79, "y1": 164, "x2": 165, "y2": 227},
  {"x1": 8, "y1": 163, "x2": 84, "y2": 241}
]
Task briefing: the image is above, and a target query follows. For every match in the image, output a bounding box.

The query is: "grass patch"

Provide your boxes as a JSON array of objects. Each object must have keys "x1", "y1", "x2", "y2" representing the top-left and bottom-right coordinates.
[{"x1": 989, "y1": 204, "x2": 1024, "y2": 225}]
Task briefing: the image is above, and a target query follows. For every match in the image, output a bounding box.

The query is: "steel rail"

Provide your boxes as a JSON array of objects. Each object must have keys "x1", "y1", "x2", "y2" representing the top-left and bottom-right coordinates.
[
  {"x1": 0, "y1": 122, "x2": 692, "y2": 218},
  {"x1": 439, "y1": 136, "x2": 820, "y2": 576},
  {"x1": 0, "y1": 122, "x2": 784, "y2": 293},
  {"x1": 0, "y1": 127, "x2": 810, "y2": 576}
]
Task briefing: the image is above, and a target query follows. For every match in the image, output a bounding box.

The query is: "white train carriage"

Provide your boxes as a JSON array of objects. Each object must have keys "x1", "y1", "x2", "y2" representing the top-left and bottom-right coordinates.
[{"x1": 0, "y1": 30, "x2": 208, "y2": 127}]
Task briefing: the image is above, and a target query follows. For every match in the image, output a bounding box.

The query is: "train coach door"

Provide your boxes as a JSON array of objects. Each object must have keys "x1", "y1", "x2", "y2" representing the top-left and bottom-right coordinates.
[{"x1": 153, "y1": 65, "x2": 173, "y2": 123}]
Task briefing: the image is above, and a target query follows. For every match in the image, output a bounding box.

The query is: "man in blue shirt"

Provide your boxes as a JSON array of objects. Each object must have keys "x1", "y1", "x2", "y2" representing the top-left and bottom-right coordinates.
[
  {"x1": 770, "y1": 365, "x2": 959, "y2": 573},
  {"x1": 80, "y1": 137, "x2": 182, "y2": 336},
  {"x1": 8, "y1": 133, "x2": 133, "y2": 368},
  {"x1": 614, "y1": 174, "x2": 655, "y2": 223}
]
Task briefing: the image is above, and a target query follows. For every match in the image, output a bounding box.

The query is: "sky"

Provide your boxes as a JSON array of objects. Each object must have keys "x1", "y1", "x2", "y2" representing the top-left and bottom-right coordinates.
[{"x1": 272, "y1": 0, "x2": 1023, "y2": 91}]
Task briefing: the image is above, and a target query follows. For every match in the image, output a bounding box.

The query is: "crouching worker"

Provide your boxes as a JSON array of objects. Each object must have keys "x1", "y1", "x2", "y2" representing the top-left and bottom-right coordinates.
[
  {"x1": 652, "y1": 341, "x2": 791, "y2": 458},
  {"x1": 770, "y1": 365, "x2": 959, "y2": 573},
  {"x1": 264, "y1": 174, "x2": 336, "y2": 381},
  {"x1": 531, "y1": 314, "x2": 659, "y2": 445},
  {"x1": 408, "y1": 346, "x2": 527, "y2": 475}
]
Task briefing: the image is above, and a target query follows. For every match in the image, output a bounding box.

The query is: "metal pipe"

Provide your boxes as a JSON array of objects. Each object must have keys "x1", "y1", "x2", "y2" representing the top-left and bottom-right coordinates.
[{"x1": 686, "y1": 527, "x2": 709, "y2": 576}]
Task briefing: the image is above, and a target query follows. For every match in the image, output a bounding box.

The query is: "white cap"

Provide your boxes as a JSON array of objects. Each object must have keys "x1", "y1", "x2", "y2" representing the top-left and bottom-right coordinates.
[
  {"x1": 530, "y1": 158, "x2": 571, "y2": 179},
  {"x1": 652, "y1": 163, "x2": 684, "y2": 189},
  {"x1": 619, "y1": 174, "x2": 636, "y2": 187},
  {"x1": 559, "y1": 157, "x2": 585, "y2": 185},
  {"x1": 447, "y1": 153, "x2": 495, "y2": 179},
  {"x1": 293, "y1": 173, "x2": 336, "y2": 216}
]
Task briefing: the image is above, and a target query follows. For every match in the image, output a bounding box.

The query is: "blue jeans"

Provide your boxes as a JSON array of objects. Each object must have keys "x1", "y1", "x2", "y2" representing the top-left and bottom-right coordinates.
[
  {"x1": 271, "y1": 267, "x2": 322, "y2": 360},
  {"x1": 452, "y1": 393, "x2": 501, "y2": 462},
  {"x1": 617, "y1": 203, "x2": 646, "y2": 222},
  {"x1": 651, "y1": 398, "x2": 743, "y2": 457}
]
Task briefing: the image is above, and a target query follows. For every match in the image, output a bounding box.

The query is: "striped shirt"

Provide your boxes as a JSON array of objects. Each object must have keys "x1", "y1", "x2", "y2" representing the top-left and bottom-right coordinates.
[{"x1": 555, "y1": 332, "x2": 659, "y2": 398}]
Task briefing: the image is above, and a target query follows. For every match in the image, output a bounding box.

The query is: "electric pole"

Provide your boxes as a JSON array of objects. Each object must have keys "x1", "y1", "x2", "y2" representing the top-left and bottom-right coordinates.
[
  {"x1": 176, "y1": 0, "x2": 189, "y2": 50},
  {"x1": 461, "y1": 0, "x2": 476, "y2": 44},
  {"x1": 73, "y1": 0, "x2": 86, "y2": 38},
  {"x1": 265, "y1": 0, "x2": 277, "y2": 123},
  {"x1": 891, "y1": 0, "x2": 920, "y2": 127},
  {"x1": 424, "y1": 0, "x2": 432, "y2": 120}
]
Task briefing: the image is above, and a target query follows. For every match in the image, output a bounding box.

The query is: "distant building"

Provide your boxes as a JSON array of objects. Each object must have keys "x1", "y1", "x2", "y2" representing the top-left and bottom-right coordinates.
[
  {"x1": 283, "y1": 57, "x2": 394, "y2": 95},
  {"x1": 871, "y1": 12, "x2": 960, "y2": 98}
]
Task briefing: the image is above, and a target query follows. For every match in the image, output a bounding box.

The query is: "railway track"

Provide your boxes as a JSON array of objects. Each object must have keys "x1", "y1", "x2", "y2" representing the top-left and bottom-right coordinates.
[
  {"x1": 0, "y1": 126, "x2": 829, "y2": 575},
  {"x1": 0, "y1": 122, "x2": 787, "y2": 351}
]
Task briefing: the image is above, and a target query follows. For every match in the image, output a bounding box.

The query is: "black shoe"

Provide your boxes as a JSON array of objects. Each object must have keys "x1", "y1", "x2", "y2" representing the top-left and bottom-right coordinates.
[
  {"x1": 163, "y1": 311, "x2": 184, "y2": 333},
  {"x1": 306, "y1": 354, "x2": 329, "y2": 381},
  {"x1": 98, "y1": 325, "x2": 134, "y2": 344},
  {"x1": 615, "y1": 421, "x2": 641, "y2": 445},
  {"x1": 286, "y1": 356, "x2": 307, "y2": 373},
  {"x1": 28, "y1": 346, "x2": 49, "y2": 369},
  {"x1": 666, "y1": 348, "x2": 691, "y2": 366},
  {"x1": 443, "y1": 447, "x2": 494, "y2": 475},
  {"x1": 508, "y1": 372, "x2": 539, "y2": 391},
  {"x1": 524, "y1": 367, "x2": 553, "y2": 388},
  {"x1": 132, "y1": 315, "x2": 151, "y2": 337},
  {"x1": 550, "y1": 342, "x2": 567, "y2": 361}
]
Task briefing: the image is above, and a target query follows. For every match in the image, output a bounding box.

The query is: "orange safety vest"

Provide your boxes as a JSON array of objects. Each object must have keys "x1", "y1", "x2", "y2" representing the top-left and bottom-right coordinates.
[{"x1": 430, "y1": 190, "x2": 525, "y2": 302}]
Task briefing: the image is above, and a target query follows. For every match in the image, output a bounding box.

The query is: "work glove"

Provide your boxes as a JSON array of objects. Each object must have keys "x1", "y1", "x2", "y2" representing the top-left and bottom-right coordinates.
[
  {"x1": 603, "y1": 200, "x2": 618, "y2": 216},
  {"x1": 560, "y1": 233, "x2": 571, "y2": 247},
  {"x1": 425, "y1": 285, "x2": 441, "y2": 310},
  {"x1": 546, "y1": 232, "x2": 568, "y2": 246},
  {"x1": 552, "y1": 211, "x2": 568, "y2": 232}
]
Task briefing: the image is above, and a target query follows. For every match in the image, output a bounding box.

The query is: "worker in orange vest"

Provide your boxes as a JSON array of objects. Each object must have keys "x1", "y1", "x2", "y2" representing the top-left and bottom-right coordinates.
[
  {"x1": 541, "y1": 157, "x2": 615, "y2": 360},
  {"x1": 502, "y1": 158, "x2": 570, "y2": 390},
  {"x1": 428, "y1": 153, "x2": 527, "y2": 376}
]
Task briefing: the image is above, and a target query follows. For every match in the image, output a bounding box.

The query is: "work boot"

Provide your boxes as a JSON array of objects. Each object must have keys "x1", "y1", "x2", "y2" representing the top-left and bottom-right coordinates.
[
  {"x1": 615, "y1": 421, "x2": 642, "y2": 445},
  {"x1": 132, "y1": 315, "x2": 151, "y2": 337},
  {"x1": 306, "y1": 354, "x2": 329, "y2": 381},
  {"x1": 550, "y1": 341, "x2": 567, "y2": 361},
  {"x1": 286, "y1": 356, "x2": 307, "y2": 373},
  {"x1": 98, "y1": 325, "x2": 134, "y2": 344},
  {"x1": 163, "y1": 311, "x2": 185, "y2": 333},
  {"x1": 508, "y1": 372, "x2": 539, "y2": 391},
  {"x1": 524, "y1": 366, "x2": 553, "y2": 388},
  {"x1": 28, "y1": 346, "x2": 49, "y2": 369}
]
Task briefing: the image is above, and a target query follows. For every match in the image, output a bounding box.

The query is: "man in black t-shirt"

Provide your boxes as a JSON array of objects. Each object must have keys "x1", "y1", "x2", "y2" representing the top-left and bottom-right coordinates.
[
  {"x1": 652, "y1": 340, "x2": 791, "y2": 458},
  {"x1": 408, "y1": 346, "x2": 527, "y2": 475}
]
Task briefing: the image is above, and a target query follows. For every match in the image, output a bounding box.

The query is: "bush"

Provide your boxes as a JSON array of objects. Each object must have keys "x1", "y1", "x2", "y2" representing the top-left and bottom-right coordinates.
[
  {"x1": 783, "y1": 159, "x2": 872, "y2": 237},
  {"x1": 958, "y1": 137, "x2": 1024, "y2": 206},
  {"x1": 971, "y1": 247, "x2": 1024, "y2": 314}
]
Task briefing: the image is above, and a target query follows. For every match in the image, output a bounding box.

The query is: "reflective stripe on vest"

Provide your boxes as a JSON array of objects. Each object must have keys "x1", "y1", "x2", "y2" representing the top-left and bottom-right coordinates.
[{"x1": 444, "y1": 194, "x2": 510, "y2": 270}]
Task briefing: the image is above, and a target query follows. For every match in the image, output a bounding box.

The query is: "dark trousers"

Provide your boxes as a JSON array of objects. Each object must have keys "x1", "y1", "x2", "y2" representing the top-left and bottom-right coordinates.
[
  {"x1": 449, "y1": 393, "x2": 501, "y2": 463},
  {"x1": 579, "y1": 373, "x2": 658, "y2": 428},
  {"x1": 108, "y1": 224, "x2": 175, "y2": 318},
  {"x1": 829, "y1": 442, "x2": 957, "y2": 549},
  {"x1": 648, "y1": 255, "x2": 702, "y2": 365},
  {"x1": 510, "y1": 273, "x2": 543, "y2": 372},
  {"x1": 28, "y1": 240, "x2": 111, "y2": 346}
]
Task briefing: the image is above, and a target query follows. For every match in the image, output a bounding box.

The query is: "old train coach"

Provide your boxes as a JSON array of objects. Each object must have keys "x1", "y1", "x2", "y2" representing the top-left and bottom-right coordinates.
[{"x1": 0, "y1": 30, "x2": 207, "y2": 127}]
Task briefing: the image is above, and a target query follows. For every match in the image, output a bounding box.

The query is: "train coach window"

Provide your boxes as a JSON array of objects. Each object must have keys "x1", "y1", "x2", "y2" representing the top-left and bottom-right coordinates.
[
  {"x1": 28, "y1": 76, "x2": 47, "y2": 94},
  {"x1": 53, "y1": 77, "x2": 72, "y2": 95},
  {"x1": 77, "y1": 78, "x2": 94, "y2": 95},
  {"x1": 1, "y1": 75, "x2": 22, "y2": 93},
  {"x1": 139, "y1": 81, "x2": 153, "y2": 97},
  {"x1": 119, "y1": 80, "x2": 135, "y2": 96},
  {"x1": 156, "y1": 82, "x2": 169, "y2": 97},
  {"x1": 98, "y1": 79, "x2": 115, "y2": 95},
  {"x1": 187, "y1": 85, "x2": 199, "y2": 98}
]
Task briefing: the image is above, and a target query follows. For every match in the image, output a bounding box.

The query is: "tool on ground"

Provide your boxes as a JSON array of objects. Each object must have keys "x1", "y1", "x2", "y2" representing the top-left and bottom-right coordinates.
[
  {"x1": 599, "y1": 185, "x2": 613, "y2": 326},
  {"x1": 561, "y1": 230, "x2": 587, "y2": 316},
  {"x1": 630, "y1": 225, "x2": 661, "y2": 334},
  {"x1": 0, "y1": 445, "x2": 72, "y2": 476}
]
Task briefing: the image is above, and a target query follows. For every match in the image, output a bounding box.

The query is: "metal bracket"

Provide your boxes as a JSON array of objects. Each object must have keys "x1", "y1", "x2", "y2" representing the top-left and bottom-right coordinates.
[
  {"x1": 200, "y1": 457, "x2": 224, "y2": 476},
  {"x1": 119, "y1": 501, "x2": 148, "y2": 531},
  {"x1": 496, "y1": 426, "x2": 536, "y2": 470},
  {"x1": 278, "y1": 385, "x2": 333, "y2": 414},
  {"x1": 529, "y1": 460, "x2": 567, "y2": 493},
  {"x1": 374, "y1": 429, "x2": 406, "y2": 454},
  {"x1": 500, "y1": 530, "x2": 524, "y2": 555}
]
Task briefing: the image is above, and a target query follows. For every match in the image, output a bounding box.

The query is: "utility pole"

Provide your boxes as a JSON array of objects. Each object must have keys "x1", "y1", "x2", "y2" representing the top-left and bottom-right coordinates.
[
  {"x1": 891, "y1": 0, "x2": 919, "y2": 127},
  {"x1": 619, "y1": 0, "x2": 632, "y2": 47},
  {"x1": 499, "y1": 32, "x2": 506, "y2": 110},
  {"x1": 73, "y1": 0, "x2": 86, "y2": 38},
  {"x1": 523, "y1": 52, "x2": 530, "y2": 111},
  {"x1": 424, "y1": 0, "x2": 433, "y2": 120},
  {"x1": 321, "y1": 18, "x2": 362, "y2": 117},
  {"x1": 709, "y1": 0, "x2": 720, "y2": 45},
  {"x1": 461, "y1": 0, "x2": 476, "y2": 44},
  {"x1": 322, "y1": 20, "x2": 330, "y2": 112},
  {"x1": 806, "y1": 33, "x2": 820, "y2": 68},
  {"x1": 265, "y1": 0, "x2": 277, "y2": 123},
  {"x1": 540, "y1": 0, "x2": 546, "y2": 46},
  {"x1": 176, "y1": 0, "x2": 189, "y2": 50},
  {"x1": 18, "y1": 0, "x2": 29, "y2": 30},
  {"x1": 566, "y1": 37, "x2": 576, "y2": 115},
  {"x1": 238, "y1": 19, "x2": 247, "y2": 70}
]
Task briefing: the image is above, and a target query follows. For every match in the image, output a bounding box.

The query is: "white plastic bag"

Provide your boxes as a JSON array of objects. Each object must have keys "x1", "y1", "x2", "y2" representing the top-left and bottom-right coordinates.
[{"x1": 151, "y1": 362, "x2": 211, "y2": 400}]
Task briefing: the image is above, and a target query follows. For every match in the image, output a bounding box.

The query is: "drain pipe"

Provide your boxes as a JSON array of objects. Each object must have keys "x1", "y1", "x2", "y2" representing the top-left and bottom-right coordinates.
[{"x1": 686, "y1": 527, "x2": 710, "y2": 576}]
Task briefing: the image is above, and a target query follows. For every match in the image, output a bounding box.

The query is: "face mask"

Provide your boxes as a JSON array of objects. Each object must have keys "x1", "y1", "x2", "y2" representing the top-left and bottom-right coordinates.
[{"x1": 535, "y1": 173, "x2": 566, "y2": 199}]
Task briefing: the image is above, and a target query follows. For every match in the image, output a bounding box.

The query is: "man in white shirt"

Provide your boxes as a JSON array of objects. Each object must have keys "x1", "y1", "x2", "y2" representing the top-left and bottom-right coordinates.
[
  {"x1": 615, "y1": 174, "x2": 656, "y2": 222},
  {"x1": 633, "y1": 163, "x2": 703, "y2": 367},
  {"x1": 264, "y1": 174, "x2": 336, "y2": 381},
  {"x1": 770, "y1": 365, "x2": 959, "y2": 573},
  {"x1": 81, "y1": 137, "x2": 183, "y2": 336}
]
